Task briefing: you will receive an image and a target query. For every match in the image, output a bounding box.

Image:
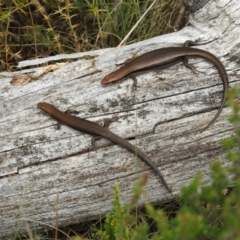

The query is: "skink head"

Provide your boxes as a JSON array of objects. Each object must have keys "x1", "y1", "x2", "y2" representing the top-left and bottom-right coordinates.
[
  {"x1": 101, "y1": 67, "x2": 126, "y2": 84},
  {"x1": 37, "y1": 102, "x2": 55, "y2": 115},
  {"x1": 101, "y1": 73, "x2": 117, "y2": 84}
]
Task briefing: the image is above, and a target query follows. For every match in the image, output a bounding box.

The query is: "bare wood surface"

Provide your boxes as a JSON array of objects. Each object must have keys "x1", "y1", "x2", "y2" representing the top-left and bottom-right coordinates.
[{"x1": 0, "y1": 0, "x2": 239, "y2": 237}]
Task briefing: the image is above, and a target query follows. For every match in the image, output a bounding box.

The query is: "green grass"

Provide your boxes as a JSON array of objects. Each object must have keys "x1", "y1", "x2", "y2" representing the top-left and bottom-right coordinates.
[{"x1": 0, "y1": 0, "x2": 186, "y2": 71}]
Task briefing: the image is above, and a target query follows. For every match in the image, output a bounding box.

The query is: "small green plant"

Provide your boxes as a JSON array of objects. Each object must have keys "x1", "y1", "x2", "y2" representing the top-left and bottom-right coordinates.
[
  {"x1": 93, "y1": 87, "x2": 240, "y2": 240},
  {"x1": 96, "y1": 174, "x2": 149, "y2": 240}
]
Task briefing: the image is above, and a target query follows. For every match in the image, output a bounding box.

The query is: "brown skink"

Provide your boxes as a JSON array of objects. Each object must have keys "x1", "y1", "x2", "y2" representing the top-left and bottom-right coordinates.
[
  {"x1": 101, "y1": 46, "x2": 229, "y2": 129},
  {"x1": 38, "y1": 102, "x2": 170, "y2": 192}
]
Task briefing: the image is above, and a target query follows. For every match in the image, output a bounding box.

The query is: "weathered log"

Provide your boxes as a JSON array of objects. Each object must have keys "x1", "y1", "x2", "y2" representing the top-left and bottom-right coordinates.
[{"x1": 0, "y1": 0, "x2": 238, "y2": 237}]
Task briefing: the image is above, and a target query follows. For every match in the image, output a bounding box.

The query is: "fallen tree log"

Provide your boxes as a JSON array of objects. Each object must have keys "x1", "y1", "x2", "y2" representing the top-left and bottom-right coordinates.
[{"x1": 0, "y1": 0, "x2": 238, "y2": 237}]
